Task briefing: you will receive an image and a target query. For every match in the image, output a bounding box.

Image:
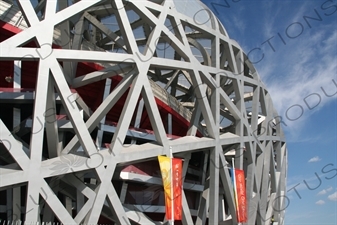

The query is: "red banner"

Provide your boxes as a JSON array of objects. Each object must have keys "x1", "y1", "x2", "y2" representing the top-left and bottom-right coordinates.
[
  {"x1": 172, "y1": 158, "x2": 182, "y2": 220},
  {"x1": 158, "y1": 156, "x2": 183, "y2": 221},
  {"x1": 235, "y1": 169, "x2": 247, "y2": 222}
]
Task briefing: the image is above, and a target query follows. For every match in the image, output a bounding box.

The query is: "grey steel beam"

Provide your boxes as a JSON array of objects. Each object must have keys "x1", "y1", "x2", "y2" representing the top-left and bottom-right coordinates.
[
  {"x1": 84, "y1": 11, "x2": 126, "y2": 51},
  {"x1": 0, "y1": 1, "x2": 287, "y2": 224}
]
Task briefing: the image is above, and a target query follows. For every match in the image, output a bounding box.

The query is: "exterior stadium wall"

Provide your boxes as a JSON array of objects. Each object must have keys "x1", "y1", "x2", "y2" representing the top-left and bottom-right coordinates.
[{"x1": 0, "y1": 0, "x2": 287, "y2": 224}]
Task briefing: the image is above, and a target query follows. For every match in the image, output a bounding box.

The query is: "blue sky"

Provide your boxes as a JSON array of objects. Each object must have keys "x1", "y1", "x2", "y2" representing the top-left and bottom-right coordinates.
[{"x1": 201, "y1": 0, "x2": 337, "y2": 224}]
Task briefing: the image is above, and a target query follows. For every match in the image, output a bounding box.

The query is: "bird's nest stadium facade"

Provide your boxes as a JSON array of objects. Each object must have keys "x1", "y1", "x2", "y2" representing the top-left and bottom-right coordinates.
[{"x1": 0, "y1": 0, "x2": 287, "y2": 224}]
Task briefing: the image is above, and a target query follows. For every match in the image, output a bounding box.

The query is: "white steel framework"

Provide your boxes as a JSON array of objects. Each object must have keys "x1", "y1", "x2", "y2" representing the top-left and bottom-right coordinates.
[{"x1": 0, "y1": 0, "x2": 287, "y2": 224}]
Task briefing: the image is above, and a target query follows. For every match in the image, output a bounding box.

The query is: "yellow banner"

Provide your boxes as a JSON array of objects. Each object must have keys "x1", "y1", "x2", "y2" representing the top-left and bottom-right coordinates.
[
  {"x1": 158, "y1": 155, "x2": 172, "y2": 220},
  {"x1": 158, "y1": 155, "x2": 183, "y2": 220}
]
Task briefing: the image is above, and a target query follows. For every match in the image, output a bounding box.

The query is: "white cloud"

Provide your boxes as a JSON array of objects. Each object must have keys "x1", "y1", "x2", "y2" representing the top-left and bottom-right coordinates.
[
  {"x1": 328, "y1": 192, "x2": 337, "y2": 201},
  {"x1": 326, "y1": 187, "x2": 333, "y2": 192},
  {"x1": 315, "y1": 200, "x2": 325, "y2": 205},
  {"x1": 257, "y1": 27, "x2": 337, "y2": 138},
  {"x1": 308, "y1": 156, "x2": 321, "y2": 163},
  {"x1": 317, "y1": 187, "x2": 333, "y2": 195},
  {"x1": 317, "y1": 189, "x2": 327, "y2": 195},
  {"x1": 287, "y1": 173, "x2": 329, "y2": 193},
  {"x1": 232, "y1": 15, "x2": 246, "y2": 35}
]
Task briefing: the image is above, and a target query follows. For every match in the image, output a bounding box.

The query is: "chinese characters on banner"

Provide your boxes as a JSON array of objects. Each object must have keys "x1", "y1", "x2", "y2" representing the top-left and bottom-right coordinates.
[
  {"x1": 233, "y1": 169, "x2": 247, "y2": 223},
  {"x1": 158, "y1": 156, "x2": 183, "y2": 221}
]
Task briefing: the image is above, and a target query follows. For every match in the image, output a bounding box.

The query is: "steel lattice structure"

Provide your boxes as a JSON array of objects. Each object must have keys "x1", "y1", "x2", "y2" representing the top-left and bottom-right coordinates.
[{"x1": 0, "y1": 0, "x2": 287, "y2": 224}]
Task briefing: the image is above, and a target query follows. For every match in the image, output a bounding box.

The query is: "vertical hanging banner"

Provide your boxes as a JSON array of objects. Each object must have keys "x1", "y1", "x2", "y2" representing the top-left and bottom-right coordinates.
[
  {"x1": 172, "y1": 158, "x2": 182, "y2": 220},
  {"x1": 158, "y1": 155, "x2": 182, "y2": 221},
  {"x1": 234, "y1": 169, "x2": 247, "y2": 223},
  {"x1": 158, "y1": 156, "x2": 172, "y2": 220}
]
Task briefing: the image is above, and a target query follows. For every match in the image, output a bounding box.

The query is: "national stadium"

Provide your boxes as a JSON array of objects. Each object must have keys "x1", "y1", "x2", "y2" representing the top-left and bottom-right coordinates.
[{"x1": 0, "y1": 0, "x2": 287, "y2": 224}]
